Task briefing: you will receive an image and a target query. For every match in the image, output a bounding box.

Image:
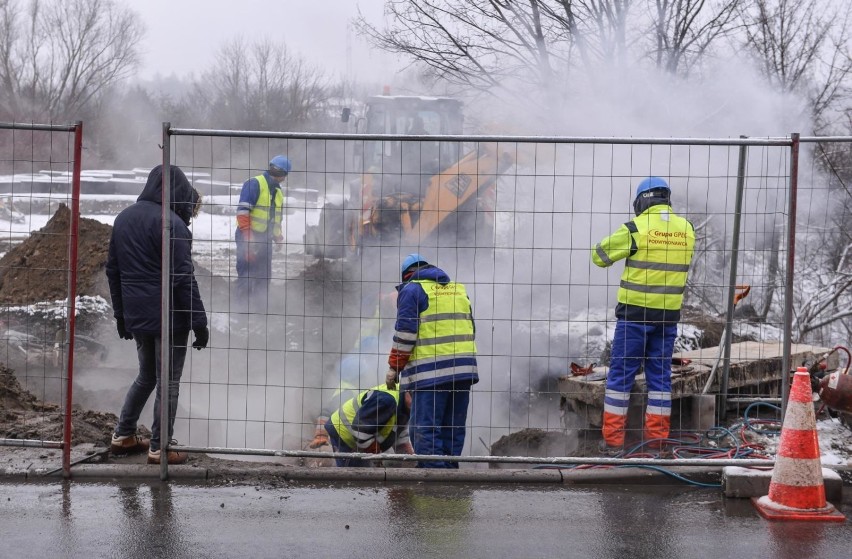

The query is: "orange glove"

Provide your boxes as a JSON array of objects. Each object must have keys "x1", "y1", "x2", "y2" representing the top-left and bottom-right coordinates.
[
  {"x1": 364, "y1": 440, "x2": 382, "y2": 454},
  {"x1": 396, "y1": 442, "x2": 414, "y2": 455},
  {"x1": 308, "y1": 417, "x2": 329, "y2": 448},
  {"x1": 237, "y1": 215, "x2": 252, "y2": 239}
]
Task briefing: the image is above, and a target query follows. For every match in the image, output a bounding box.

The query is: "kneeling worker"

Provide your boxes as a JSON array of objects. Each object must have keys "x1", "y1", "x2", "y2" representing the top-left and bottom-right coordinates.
[{"x1": 324, "y1": 385, "x2": 414, "y2": 467}]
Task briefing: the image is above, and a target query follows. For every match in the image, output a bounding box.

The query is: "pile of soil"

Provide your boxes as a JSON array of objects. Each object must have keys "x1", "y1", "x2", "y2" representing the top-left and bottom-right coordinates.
[
  {"x1": 0, "y1": 364, "x2": 124, "y2": 445},
  {"x1": 490, "y1": 427, "x2": 579, "y2": 462},
  {"x1": 0, "y1": 204, "x2": 112, "y2": 305}
]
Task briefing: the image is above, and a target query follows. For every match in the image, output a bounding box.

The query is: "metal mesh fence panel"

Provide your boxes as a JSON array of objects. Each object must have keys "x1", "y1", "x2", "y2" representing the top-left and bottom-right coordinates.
[
  {"x1": 162, "y1": 128, "x2": 810, "y2": 466},
  {"x1": 0, "y1": 122, "x2": 82, "y2": 464}
]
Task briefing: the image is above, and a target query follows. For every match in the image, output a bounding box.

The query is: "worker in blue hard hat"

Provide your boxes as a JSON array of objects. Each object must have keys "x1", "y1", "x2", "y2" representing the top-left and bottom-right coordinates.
[
  {"x1": 592, "y1": 177, "x2": 695, "y2": 454},
  {"x1": 234, "y1": 155, "x2": 291, "y2": 314},
  {"x1": 386, "y1": 253, "x2": 479, "y2": 468}
]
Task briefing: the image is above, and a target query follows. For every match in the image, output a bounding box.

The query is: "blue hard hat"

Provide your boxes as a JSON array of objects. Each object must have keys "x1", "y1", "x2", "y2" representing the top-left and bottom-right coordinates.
[
  {"x1": 269, "y1": 155, "x2": 291, "y2": 177},
  {"x1": 634, "y1": 177, "x2": 670, "y2": 201},
  {"x1": 400, "y1": 253, "x2": 428, "y2": 277}
]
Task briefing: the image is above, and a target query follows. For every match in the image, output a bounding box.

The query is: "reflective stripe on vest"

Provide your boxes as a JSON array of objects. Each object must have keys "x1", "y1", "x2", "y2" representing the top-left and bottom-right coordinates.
[
  {"x1": 617, "y1": 208, "x2": 694, "y2": 311},
  {"x1": 247, "y1": 174, "x2": 284, "y2": 235},
  {"x1": 329, "y1": 385, "x2": 399, "y2": 450},
  {"x1": 403, "y1": 280, "x2": 476, "y2": 384}
]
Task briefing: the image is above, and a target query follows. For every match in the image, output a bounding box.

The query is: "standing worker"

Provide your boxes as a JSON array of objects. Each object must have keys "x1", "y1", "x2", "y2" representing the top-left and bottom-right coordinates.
[
  {"x1": 592, "y1": 177, "x2": 695, "y2": 453},
  {"x1": 324, "y1": 385, "x2": 414, "y2": 467},
  {"x1": 106, "y1": 165, "x2": 209, "y2": 465},
  {"x1": 386, "y1": 254, "x2": 478, "y2": 468},
  {"x1": 235, "y1": 155, "x2": 289, "y2": 314}
]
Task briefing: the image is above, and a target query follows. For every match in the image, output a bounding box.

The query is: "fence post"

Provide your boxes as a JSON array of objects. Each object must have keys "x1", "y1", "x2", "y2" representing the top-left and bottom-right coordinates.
[
  {"x1": 718, "y1": 137, "x2": 748, "y2": 419},
  {"x1": 781, "y1": 133, "x2": 799, "y2": 420},
  {"x1": 161, "y1": 122, "x2": 172, "y2": 481},
  {"x1": 61, "y1": 121, "x2": 83, "y2": 477}
]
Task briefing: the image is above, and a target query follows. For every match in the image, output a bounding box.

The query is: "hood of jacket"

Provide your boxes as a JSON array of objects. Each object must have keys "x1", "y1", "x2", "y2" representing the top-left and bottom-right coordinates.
[
  {"x1": 137, "y1": 165, "x2": 197, "y2": 225},
  {"x1": 398, "y1": 265, "x2": 451, "y2": 289}
]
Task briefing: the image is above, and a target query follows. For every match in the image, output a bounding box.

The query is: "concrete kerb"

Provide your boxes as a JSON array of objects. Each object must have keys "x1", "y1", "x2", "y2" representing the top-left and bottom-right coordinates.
[
  {"x1": 4, "y1": 462, "x2": 723, "y2": 486},
  {"x1": 1, "y1": 446, "x2": 845, "y2": 490},
  {"x1": 723, "y1": 465, "x2": 844, "y2": 503}
]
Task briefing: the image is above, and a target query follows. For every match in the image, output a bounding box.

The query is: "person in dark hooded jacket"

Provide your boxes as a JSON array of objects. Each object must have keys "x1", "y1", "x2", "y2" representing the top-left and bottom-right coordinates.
[{"x1": 106, "y1": 165, "x2": 209, "y2": 465}]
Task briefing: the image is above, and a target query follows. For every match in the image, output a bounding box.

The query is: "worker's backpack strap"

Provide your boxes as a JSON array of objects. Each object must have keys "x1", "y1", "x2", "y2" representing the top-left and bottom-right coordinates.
[{"x1": 623, "y1": 221, "x2": 639, "y2": 257}]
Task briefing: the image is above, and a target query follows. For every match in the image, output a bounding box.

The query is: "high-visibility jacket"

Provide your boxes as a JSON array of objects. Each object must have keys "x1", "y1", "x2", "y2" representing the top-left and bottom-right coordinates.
[
  {"x1": 237, "y1": 174, "x2": 283, "y2": 236},
  {"x1": 329, "y1": 385, "x2": 406, "y2": 452},
  {"x1": 400, "y1": 278, "x2": 478, "y2": 390},
  {"x1": 593, "y1": 205, "x2": 694, "y2": 323}
]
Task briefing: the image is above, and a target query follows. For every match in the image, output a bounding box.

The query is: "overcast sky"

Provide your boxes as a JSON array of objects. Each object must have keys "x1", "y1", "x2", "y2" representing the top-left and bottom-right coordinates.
[{"x1": 124, "y1": 0, "x2": 399, "y2": 82}]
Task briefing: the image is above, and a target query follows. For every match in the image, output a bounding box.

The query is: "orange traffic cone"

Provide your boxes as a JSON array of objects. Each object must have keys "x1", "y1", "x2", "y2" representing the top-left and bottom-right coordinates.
[{"x1": 752, "y1": 367, "x2": 845, "y2": 522}]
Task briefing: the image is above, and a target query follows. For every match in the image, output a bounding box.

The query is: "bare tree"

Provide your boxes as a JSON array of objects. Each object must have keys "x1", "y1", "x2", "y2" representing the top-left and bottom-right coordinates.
[
  {"x1": 188, "y1": 38, "x2": 328, "y2": 130},
  {"x1": 355, "y1": 1, "x2": 572, "y2": 98},
  {"x1": 650, "y1": 0, "x2": 741, "y2": 75},
  {"x1": 0, "y1": 0, "x2": 143, "y2": 120},
  {"x1": 356, "y1": 0, "x2": 749, "y2": 99},
  {"x1": 739, "y1": 0, "x2": 852, "y2": 131}
]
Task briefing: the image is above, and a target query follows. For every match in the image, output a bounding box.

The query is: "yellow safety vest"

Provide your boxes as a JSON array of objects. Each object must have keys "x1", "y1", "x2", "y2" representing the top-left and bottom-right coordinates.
[
  {"x1": 403, "y1": 280, "x2": 476, "y2": 386},
  {"x1": 593, "y1": 205, "x2": 694, "y2": 311},
  {"x1": 245, "y1": 174, "x2": 283, "y2": 236},
  {"x1": 329, "y1": 385, "x2": 400, "y2": 450}
]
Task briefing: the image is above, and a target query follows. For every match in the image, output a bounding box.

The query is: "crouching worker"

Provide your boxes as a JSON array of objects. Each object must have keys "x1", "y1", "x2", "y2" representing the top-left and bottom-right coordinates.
[{"x1": 324, "y1": 385, "x2": 414, "y2": 467}]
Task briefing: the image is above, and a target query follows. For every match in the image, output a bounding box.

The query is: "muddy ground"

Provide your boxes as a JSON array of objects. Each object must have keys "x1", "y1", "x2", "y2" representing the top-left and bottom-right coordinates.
[
  {"x1": 0, "y1": 205, "x2": 128, "y2": 445},
  {"x1": 0, "y1": 364, "x2": 123, "y2": 445}
]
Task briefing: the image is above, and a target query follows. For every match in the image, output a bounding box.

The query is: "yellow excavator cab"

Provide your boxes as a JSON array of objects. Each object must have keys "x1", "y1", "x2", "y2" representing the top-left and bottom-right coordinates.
[{"x1": 305, "y1": 95, "x2": 513, "y2": 260}]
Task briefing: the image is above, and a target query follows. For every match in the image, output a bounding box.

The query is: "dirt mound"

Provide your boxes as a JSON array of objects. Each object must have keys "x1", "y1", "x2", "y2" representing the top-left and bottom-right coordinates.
[
  {"x1": 0, "y1": 204, "x2": 112, "y2": 305},
  {"x1": 0, "y1": 364, "x2": 124, "y2": 445},
  {"x1": 490, "y1": 428, "x2": 579, "y2": 461}
]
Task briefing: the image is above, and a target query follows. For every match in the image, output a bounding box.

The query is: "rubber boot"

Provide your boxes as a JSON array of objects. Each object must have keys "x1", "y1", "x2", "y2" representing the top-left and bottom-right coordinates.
[
  {"x1": 644, "y1": 413, "x2": 671, "y2": 448},
  {"x1": 602, "y1": 411, "x2": 627, "y2": 448}
]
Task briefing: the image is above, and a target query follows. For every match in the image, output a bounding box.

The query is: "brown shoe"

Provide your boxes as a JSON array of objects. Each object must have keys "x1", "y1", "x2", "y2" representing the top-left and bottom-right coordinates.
[
  {"x1": 111, "y1": 433, "x2": 150, "y2": 455},
  {"x1": 147, "y1": 448, "x2": 188, "y2": 465}
]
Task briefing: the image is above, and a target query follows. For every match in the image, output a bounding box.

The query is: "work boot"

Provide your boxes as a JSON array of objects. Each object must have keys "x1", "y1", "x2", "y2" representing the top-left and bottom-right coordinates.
[
  {"x1": 598, "y1": 439, "x2": 623, "y2": 457},
  {"x1": 147, "y1": 441, "x2": 188, "y2": 465},
  {"x1": 110, "y1": 433, "x2": 149, "y2": 455}
]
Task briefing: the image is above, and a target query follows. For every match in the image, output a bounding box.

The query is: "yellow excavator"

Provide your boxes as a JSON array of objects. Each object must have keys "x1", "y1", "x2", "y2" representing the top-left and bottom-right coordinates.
[{"x1": 304, "y1": 94, "x2": 516, "y2": 259}]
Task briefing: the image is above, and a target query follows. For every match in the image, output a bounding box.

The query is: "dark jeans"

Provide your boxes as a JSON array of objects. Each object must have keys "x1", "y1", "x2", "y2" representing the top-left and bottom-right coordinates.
[
  {"x1": 234, "y1": 228, "x2": 273, "y2": 314},
  {"x1": 115, "y1": 331, "x2": 189, "y2": 452},
  {"x1": 410, "y1": 380, "x2": 472, "y2": 469}
]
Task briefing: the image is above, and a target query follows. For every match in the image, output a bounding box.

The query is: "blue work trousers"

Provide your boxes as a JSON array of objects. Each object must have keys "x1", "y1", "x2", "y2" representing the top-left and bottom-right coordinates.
[
  {"x1": 606, "y1": 320, "x2": 677, "y2": 405},
  {"x1": 410, "y1": 380, "x2": 472, "y2": 468},
  {"x1": 115, "y1": 332, "x2": 189, "y2": 452},
  {"x1": 235, "y1": 228, "x2": 273, "y2": 314}
]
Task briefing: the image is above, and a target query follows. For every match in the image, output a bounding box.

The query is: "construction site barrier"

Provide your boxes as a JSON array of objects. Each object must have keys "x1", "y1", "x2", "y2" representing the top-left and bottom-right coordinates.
[
  {"x1": 153, "y1": 127, "x2": 818, "y2": 475},
  {"x1": 0, "y1": 121, "x2": 83, "y2": 477},
  {"x1": 4, "y1": 124, "x2": 850, "y2": 482}
]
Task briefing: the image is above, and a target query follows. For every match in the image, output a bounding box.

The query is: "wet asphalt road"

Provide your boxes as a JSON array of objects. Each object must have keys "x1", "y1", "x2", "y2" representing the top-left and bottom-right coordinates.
[{"x1": 0, "y1": 481, "x2": 849, "y2": 558}]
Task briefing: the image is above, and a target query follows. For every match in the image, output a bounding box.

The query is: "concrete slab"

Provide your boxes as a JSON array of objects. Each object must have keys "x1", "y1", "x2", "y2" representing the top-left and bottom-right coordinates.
[
  {"x1": 722, "y1": 465, "x2": 843, "y2": 503},
  {"x1": 558, "y1": 342, "x2": 836, "y2": 428}
]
